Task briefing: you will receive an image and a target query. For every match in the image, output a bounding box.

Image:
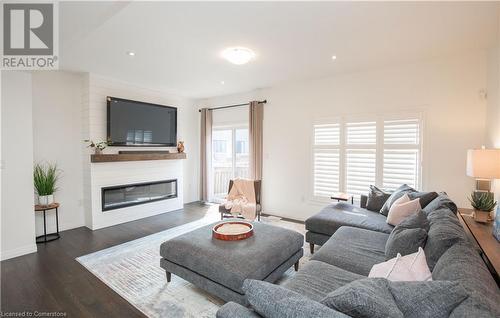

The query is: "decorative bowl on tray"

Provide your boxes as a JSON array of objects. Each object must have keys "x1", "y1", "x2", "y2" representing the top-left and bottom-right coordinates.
[{"x1": 212, "y1": 221, "x2": 254, "y2": 241}]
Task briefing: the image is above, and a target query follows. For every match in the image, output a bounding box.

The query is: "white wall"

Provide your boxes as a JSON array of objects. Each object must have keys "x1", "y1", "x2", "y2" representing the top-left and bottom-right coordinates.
[
  {"x1": 485, "y1": 8, "x2": 500, "y2": 202},
  {"x1": 486, "y1": 47, "x2": 500, "y2": 201},
  {"x1": 202, "y1": 52, "x2": 488, "y2": 221},
  {"x1": 32, "y1": 72, "x2": 85, "y2": 235},
  {"x1": 487, "y1": 47, "x2": 500, "y2": 149},
  {"x1": 1, "y1": 71, "x2": 37, "y2": 260}
]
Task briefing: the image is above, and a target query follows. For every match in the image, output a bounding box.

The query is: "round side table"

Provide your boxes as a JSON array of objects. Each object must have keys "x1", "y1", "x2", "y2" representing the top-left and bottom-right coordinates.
[{"x1": 35, "y1": 202, "x2": 60, "y2": 243}]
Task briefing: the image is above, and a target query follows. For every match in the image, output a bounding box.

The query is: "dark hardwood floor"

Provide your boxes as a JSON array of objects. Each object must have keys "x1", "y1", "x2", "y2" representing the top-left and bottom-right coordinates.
[{"x1": 1, "y1": 202, "x2": 212, "y2": 317}]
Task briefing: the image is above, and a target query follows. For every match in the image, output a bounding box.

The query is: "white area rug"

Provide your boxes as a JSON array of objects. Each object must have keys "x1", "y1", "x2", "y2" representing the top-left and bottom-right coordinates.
[{"x1": 76, "y1": 207, "x2": 309, "y2": 318}]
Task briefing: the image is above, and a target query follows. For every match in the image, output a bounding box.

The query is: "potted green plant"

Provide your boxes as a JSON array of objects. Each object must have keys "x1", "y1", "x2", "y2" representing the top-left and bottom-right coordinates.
[
  {"x1": 84, "y1": 139, "x2": 107, "y2": 154},
  {"x1": 468, "y1": 192, "x2": 497, "y2": 223},
  {"x1": 34, "y1": 162, "x2": 60, "y2": 206}
]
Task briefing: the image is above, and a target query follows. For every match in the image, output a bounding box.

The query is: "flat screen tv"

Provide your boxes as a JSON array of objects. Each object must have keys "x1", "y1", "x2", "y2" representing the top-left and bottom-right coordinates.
[{"x1": 107, "y1": 97, "x2": 177, "y2": 146}]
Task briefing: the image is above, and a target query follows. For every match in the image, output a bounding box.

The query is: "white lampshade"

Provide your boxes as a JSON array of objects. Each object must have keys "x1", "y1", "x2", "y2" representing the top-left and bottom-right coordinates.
[{"x1": 466, "y1": 149, "x2": 500, "y2": 179}]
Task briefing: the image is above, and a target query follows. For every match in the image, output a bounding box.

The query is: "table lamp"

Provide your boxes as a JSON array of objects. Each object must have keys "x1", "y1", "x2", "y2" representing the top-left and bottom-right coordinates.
[{"x1": 466, "y1": 148, "x2": 500, "y2": 192}]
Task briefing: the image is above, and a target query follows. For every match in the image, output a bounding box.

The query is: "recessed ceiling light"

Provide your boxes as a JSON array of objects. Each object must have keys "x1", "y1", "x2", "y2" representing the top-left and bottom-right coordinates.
[
  {"x1": 331, "y1": 55, "x2": 337, "y2": 60},
  {"x1": 127, "y1": 51, "x2": 135, "y2": 56},
  {"x1": 221, "y1": 47, "x2": 256, "y2": 65},
  {"x1": 220, "y1": 81, "x2": 225, "y2": 85}
]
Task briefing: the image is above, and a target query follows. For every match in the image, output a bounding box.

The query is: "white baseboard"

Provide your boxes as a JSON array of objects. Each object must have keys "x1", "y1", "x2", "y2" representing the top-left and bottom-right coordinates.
[
  {"x1": 1, "y1": 243, "x2": 37, "y2": 261},
  {"x1": 59, "y1": 220, "x2": 86, "y2": 232},
  {"x1": 88, "y1": 207, "x2": 180, "y2": 230}
]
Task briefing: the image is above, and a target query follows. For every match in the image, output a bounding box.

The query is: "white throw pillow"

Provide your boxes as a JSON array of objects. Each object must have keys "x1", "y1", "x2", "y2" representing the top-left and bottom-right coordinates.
[
  {"x1": 386, "y1": 194, "x2": 421, "y2": 226},
  {"x1": 369, "y1": 247, "x2": 432, "y2": 281}
]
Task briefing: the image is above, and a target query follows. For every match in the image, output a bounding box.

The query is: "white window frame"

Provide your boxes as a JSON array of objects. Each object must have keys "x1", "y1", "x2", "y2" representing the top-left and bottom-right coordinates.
[{"x1": 311, "y1": 112, "x2": 423, "y2": 203}]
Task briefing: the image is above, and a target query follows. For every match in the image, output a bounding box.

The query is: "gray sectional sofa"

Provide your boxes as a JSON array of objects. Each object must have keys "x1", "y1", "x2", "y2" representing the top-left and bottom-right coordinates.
[{"x1": 216, "y1": 193, "x2": 500, "y2": 317}]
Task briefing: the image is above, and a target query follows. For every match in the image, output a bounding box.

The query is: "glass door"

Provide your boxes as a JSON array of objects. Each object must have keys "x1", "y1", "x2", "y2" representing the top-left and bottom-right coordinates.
[
  {"x1": 212, "y1": 126, "x2": 249, "y2": 202},
  {"x1": 234, "y1": 128, "x2": 249, "y2": 178}
]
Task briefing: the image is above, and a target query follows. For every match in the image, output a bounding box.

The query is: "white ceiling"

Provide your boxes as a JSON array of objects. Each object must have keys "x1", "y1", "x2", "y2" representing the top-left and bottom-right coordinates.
[{"x1": 60, "y1": 1, "x2": 499, "y2": 99}]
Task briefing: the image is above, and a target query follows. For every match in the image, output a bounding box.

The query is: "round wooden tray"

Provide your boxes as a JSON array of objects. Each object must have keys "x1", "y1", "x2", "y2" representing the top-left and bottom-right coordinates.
[{"x1": 212, "y1": 221, "x2": 254, "y2": 241}]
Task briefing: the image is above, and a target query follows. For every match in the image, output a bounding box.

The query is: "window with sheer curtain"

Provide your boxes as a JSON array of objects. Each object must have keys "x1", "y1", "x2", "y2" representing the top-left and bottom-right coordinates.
[{"x1": 312, "y1": 115, "x2": 422, "y2": 200}]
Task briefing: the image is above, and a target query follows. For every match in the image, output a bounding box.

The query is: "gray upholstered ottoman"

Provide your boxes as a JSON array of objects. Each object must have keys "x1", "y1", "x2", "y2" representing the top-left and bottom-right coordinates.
[{"x1": 160, "y1": 221, "x2": 304, "y2": 305}]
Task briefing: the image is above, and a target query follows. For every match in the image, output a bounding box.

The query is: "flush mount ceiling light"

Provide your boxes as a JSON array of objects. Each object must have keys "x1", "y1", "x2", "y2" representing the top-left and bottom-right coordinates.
[
  {"x1": 221, "y1": 47, "x2": 256, "y2": 65},
  {"x1": 220, "y1": 81, "x2": 225, "y2": 85},
  {"x1": 331, "y1": 55, "x2": 337, "y2": 60},
  {"x1": 127, "y1": 51, "x2": 135, "y2": 56}
]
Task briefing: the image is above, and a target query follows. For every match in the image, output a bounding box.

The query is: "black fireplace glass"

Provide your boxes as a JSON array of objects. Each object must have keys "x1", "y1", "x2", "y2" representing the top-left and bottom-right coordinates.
[{"x1": 102, "y1": 179, "x2": 177, "y2": 211}]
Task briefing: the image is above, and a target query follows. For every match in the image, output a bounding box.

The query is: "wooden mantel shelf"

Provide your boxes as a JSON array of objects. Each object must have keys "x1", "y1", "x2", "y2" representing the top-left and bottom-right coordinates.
[{"x1": 91, "y1": 153, "x2": 187, "y2": 163}]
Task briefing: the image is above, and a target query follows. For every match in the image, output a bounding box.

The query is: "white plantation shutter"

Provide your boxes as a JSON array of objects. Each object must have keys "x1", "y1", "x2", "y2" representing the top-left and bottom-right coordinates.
[
  {"x1": 311, "y1": 115, "x2": 422, "y2": 200},
  {"x1": 313, "y1": 123, "x2": 340, "y2": 198},
  {"x1": 346, "y1": 122, "x2": 376, "y2": 144},
  {"x1": 314, "y1": 123, "x2": 340, "y2": 145},
  {"x1": 383, "y1": 149, "x2": 419, "y2": 189},
  {"x1": 346, "y1": 149, "x2": 376, "y2": 195},
  {"x1": 345, "y1": 121, "x2": 376, "y2": 195},
  {"x1": 314, "y1": 149, "x2": 340, "y2": 196},
  {"x1": 384, "y1": 119, "x2": 419, "y2": 144},
  {"x1": 383, "y1": 118, "x2": 421, "y2": 191}
]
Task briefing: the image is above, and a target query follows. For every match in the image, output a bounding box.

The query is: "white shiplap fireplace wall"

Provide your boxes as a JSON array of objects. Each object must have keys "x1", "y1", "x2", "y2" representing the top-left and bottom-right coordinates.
[
  {"x1": 82, "y1": 74, "x2": 197, "y2": 230},
  {"x1": 90, "y1": 161, "x2": 183, "y2": 230}
]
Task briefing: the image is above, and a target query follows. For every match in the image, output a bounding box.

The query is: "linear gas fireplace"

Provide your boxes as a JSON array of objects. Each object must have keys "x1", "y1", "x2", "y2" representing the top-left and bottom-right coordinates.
[{"x1": 102, "y1": 179, "x2": 177, "y2": 211}]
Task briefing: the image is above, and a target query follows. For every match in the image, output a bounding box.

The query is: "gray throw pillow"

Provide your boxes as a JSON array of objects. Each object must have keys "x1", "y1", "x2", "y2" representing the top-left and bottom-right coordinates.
[
  {"x1": 321, "y1": 278, "x2": 468, "y2": 318},
  {"x1": 242, "y1": 279, "x2": 348, "y2": 318},
  {"x1": 385, "y1": 209, "x2": 430, "y2": 259},
  {"x1": 321, "y1": 278, "x2": 403, "y2": 318},
  {"x1": 385, "y1": 228, "x2": 427, "y2": 260},
  {"x1": 366, "y1": 185, "x2": 392, "y2": 212},
  {"x1": 408, "y1": 191, "x2": 438, "y2": 209},
  {"x1": 388, "y1": 280, "x2": 468, "y2": 318},
  {"x1": 423, "y1": 192, "x2": 458, "y2": 214},
  {"x1": 379, "y1": 184, "x2": 417, "y2": 216},
  {"x1": 426, "y1": 207, "x2": 457, "y2": 224}
]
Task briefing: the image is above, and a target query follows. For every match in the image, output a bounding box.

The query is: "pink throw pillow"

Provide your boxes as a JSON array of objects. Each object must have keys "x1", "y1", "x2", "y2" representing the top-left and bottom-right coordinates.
[
  {"x1": 369, "y1": 247, "x2": 432, "y2": 281},
  {"x1": 386, "y1": 194, "x2": 421, "y2": 226}
]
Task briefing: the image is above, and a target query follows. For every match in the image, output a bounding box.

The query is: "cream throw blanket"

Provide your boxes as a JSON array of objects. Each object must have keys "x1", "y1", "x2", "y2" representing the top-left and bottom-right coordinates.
[{"x1": 223, "y1": 178, "x2": 257, "y2": 220}]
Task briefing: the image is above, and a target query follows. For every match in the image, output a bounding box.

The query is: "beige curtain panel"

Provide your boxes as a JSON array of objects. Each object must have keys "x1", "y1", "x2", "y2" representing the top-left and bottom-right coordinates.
[
  {"x1": 249, "y1": 101, "x2": 264, "y2": 180},
  {"x1": 200, "y1": 108, "x2": 213, "y2": 202}
]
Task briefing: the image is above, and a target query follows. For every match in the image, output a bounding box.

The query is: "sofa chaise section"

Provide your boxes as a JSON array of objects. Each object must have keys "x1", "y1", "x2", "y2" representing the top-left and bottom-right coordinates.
[
  {"x1": 310, "y1": 226, "x2": 389, "y2": 276},
  {"x1": 305, "y1": 202, "x2": 393, "y2": 253},
  {"x1": 305, "y1": 193, "x2": 457, "y2": 253}
]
